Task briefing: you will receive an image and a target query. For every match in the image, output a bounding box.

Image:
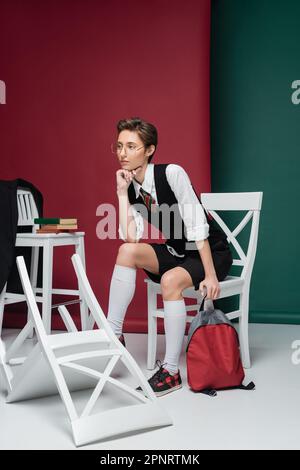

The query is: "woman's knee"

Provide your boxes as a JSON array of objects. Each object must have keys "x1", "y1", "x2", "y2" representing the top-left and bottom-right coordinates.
[
  {"x1": 160, "y1": 268, "x2": 193, "y2": 298},
  {"x1": 160, "y1": 270, "x2": 182, "y2": 296},
  {"x1": 117, "y1": 242, "x2": 138, "y2": 265}
]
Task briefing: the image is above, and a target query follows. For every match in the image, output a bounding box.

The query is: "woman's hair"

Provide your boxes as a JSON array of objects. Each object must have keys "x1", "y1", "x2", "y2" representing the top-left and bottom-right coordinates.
[{"x1": 116, "y1": 117, "x2": 158, "y2": 163}]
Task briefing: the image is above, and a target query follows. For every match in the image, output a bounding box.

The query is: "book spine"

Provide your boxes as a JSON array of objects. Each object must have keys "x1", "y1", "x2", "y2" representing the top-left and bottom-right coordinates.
[
  {"x1": 34, "y1": 218, "x2": 60, "y2": 224},
  {"x1": 41, "y1": 224, "x2": 78, "y2": 230},
  {"x1": 34, "y1": 218, "x2": 77, "y2": 225},
  {"x1": 59, "y1": 219, "x2": 77, "y2": 225}
]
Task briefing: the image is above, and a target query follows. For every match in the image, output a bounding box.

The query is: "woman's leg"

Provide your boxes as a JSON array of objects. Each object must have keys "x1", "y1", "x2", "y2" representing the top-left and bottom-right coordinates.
[
  {"x1": 160, "y1": 267, "x2": 194, "y2": 375},
  {"x1": 116, "y1": 242, "x2": 160, "y2": 272},
  {"x1": 107, "y1": 243, "x2": 159, "y2": 336}
]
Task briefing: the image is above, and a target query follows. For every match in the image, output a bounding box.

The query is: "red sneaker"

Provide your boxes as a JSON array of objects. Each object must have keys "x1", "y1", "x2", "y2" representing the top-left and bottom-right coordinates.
[{"x1": 138, "y1": 361, "x2": 182, "y2": 397}]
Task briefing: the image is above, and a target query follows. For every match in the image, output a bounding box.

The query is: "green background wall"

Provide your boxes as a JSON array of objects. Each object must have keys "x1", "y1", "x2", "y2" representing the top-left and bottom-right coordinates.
[{"x1": 210, "y1": 0, "x2": 300, "y2": 323}]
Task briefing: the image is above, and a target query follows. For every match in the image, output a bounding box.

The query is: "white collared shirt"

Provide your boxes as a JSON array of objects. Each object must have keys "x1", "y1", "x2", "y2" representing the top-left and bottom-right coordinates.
[{"x1": 118, "y1": 163, "x2": 210, "y2": 245}]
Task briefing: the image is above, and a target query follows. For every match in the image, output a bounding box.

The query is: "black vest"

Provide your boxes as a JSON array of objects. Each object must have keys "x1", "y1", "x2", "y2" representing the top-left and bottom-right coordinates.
[{"x1": 127, "y1": 164, "x2": 227, "y2": 255}]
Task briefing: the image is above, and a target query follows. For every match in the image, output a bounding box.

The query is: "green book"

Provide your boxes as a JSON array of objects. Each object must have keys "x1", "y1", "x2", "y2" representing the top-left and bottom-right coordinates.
[{"x1": 34, "y1": 217, "x2": 77, "y2": 225}]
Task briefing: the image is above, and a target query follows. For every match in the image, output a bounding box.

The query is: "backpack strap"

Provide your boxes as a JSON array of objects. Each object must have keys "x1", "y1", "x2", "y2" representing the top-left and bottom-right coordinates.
[
  {"x1": 199, "y1": 389, "x2": 218, "y2": 397},
  {"x1": 198, "y1": 382, "x2": 255, "y2": 397},
  {"x1": 199, "y1": 293, "x2": 207, "y2": 311},
  {"x1": 236, "y1": 381, "x2": 256, "y2": 391}
]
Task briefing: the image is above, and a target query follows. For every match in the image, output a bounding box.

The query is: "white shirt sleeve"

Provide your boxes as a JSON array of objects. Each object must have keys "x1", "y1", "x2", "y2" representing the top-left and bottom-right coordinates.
[
  {"x1": 118, "y1": 203, "x2": 144, "y2": 242},
  {"x1": 166, "y1": 164, "x2": 210, "y2": 241}
]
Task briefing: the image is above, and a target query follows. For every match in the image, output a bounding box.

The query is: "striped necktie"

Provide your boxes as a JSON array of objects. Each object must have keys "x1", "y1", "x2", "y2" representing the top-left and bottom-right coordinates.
[{"x1": 139, "y1": 187, "x2": 157, "y2": 211}]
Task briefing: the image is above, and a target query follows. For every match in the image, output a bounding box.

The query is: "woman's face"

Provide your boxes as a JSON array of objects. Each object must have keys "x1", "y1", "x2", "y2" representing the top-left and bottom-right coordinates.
[{"x1": 116, "y1": 130, "x2": 153, "y2": 171}]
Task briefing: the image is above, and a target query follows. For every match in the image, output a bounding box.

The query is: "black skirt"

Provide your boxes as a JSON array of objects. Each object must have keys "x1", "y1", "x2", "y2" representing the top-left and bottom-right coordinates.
[{"x1": 143, "y1": 240, "x2": 233, "y2": 291}]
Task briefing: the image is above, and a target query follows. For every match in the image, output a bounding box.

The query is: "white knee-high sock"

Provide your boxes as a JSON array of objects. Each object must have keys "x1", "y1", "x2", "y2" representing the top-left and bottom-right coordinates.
[
  {"x1": 163, "y1": 299, "x2": 187, "y2": 375},
  {"x1": 107, "y1": 264, "x2": 137, "y2": 337}
]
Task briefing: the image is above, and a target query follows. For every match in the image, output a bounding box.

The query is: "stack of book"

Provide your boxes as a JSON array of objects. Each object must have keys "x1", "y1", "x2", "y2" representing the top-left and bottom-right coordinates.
[{"x1": 34, "y1": 218, "x2": 78, "y2": 234}]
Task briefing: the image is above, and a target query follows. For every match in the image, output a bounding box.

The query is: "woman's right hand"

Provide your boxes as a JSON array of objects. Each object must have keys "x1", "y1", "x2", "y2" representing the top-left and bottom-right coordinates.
[{"x1": 116, "y1": 169, "x2": 136, "y2": 194}]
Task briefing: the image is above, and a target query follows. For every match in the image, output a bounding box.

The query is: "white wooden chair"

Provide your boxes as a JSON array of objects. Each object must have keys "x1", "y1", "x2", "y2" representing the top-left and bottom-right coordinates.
[
  {"x1": 0, "y1": 255, "x2": 172, "y2": 447},
  {"x1": 146, "y1": 192, "x2": 263, "y2": 370},
  {"x1": 0, "y1": 189, "x2": 88, "y2": 335}
]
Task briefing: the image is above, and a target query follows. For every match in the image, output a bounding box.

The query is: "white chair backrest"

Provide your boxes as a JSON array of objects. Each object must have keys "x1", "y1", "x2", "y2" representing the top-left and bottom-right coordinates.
[
  {"x1": 16, "y1": 257, "x2": 52, "y2": 348},
  {"x1": 201, "y1": 192, "x2": 263, "y2": 282},
  {"x1": 71, "y1": 254, "x2": 123, "y2": 343},
  {"x1": 17, "y1": 189, "x2": 39, "y2": 227}
]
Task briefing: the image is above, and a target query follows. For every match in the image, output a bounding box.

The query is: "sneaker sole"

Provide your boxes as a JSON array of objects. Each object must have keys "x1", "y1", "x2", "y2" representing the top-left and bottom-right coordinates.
[
  {"x1": 136, "y1": 384, "x2": 183, "y2": 396},
  {"x1": 154, "y1": 384, "x2": 183, "y2": 397}
]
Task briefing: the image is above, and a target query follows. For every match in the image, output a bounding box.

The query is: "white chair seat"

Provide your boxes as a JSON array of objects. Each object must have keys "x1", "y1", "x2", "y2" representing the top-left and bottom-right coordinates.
[
  {"x1": 47, "y1": 328, "x2": 109, "y2": 350},
  {"x1": 16, "y1": 231, "x2": 85, "y2": 238},
  {"x1": 145, "y1": 275, "x2": 244, "y2": 296}
]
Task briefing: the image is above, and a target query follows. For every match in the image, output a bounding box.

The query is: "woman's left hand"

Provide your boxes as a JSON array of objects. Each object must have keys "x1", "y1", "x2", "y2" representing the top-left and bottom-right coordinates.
[{"x1": 199, "y1": 274, "x2": 220, "y2": 300}]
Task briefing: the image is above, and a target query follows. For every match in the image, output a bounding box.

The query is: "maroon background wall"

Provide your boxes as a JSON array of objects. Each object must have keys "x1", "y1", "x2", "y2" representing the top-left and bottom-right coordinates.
[{"x1": 0, "y1": 0, "x2": 211, "y2": 332}]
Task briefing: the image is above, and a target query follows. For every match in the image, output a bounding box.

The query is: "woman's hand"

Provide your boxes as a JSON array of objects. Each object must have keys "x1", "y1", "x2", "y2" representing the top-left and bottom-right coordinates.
[
  {"x1": 199, "y1": 274, "x2": 220, "y2": 300},
  {"x1": 116, "y1": 169, "x2": 136, "y2": 194}
]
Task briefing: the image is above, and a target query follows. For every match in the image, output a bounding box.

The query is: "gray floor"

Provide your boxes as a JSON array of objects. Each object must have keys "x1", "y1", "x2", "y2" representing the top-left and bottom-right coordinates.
[{"x1": 1, "y1": 323, "x2": 300, "y2": 450}]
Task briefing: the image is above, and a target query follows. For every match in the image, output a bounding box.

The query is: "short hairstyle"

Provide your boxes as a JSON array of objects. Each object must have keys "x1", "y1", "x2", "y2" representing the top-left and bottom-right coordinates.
[{"x1": 117, "y1": 117, "x2": 158, "y2": 163}]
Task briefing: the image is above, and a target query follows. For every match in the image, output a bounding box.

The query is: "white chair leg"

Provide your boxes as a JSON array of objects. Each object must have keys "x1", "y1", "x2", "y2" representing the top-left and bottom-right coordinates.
[
  {"x1": 75, "y1": 238, "x2": 89, "y2": 331},
  {"x1": 42, "y1": 240, "x2": 53, "y2": 334},
  {"x1": 239, "y1": 288, "x2": 251, "y2": 369},
  {"x1": 58, "y1": 305, "x2": 78, "y2": 333},
  {"x1": 27, "y1": 246, "x2": 39, "y2": 338},
  {"x1": 0, "y1": 337, "x2": 13, "y2": 392},
  {"x1": 0, "y1": 283, "x2": 7, "y2": 336},
  {"x1": 147, "y1": 283, "x2": 158, "y2": 370}
]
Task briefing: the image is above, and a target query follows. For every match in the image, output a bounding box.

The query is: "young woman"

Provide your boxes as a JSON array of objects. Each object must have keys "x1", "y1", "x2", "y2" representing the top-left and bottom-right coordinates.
[{"x1": 107, "y1": 117, "x2": 233, "y2": 396}]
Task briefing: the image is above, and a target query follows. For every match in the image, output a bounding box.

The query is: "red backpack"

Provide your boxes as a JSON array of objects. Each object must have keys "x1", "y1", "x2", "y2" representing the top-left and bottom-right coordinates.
[{"x1": 186, "y1": 298, "x2": 255, "y2": 396}]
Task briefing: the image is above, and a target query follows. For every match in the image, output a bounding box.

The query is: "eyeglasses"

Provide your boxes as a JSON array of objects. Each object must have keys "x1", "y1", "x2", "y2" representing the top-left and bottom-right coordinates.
[{"x1": 111, "y1": 143, "x2": 145, "y2": 156}]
